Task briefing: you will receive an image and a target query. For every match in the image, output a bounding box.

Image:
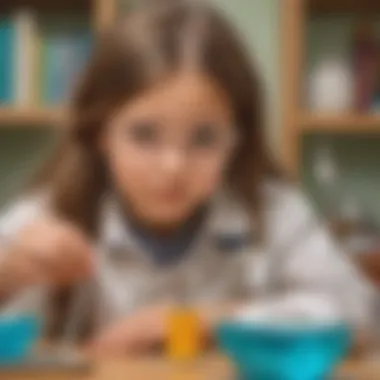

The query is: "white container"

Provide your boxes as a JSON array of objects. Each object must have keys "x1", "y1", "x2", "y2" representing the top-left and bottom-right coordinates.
[{"x1": 308, "y1": 57, "x2": 354, "y2": 112}]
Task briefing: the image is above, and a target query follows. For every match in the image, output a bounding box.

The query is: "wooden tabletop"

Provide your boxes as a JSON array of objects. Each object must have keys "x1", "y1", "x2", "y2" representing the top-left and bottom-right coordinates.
[{"x1": 1, "y1": 354, "x2": 380, "y2": 380}]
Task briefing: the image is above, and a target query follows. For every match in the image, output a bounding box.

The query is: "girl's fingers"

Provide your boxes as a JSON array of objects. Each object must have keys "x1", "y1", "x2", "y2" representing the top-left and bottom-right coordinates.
[
  {"x1": 8, "y1": 243, "x2": 50, "y2": 284},
  {"x1": 26, "y1": 227, "x2": 93, "y2": 283},
  {"x1": 19, "y1": 243, "x2": 71, "y2": 284},
  {"x1": 88, "y1": 314, "x2": 164, "y2": 357},
  {"x1": 60, "y1": 232, "x2": 94, "y2": 274},
  {"x1": 89, "y1": 324, "x2": 141, "y2": 356},
  {"x1": 0, "y1": 256, "x2": 45, "y2": 292},
  {"x1": 88, "y1": 336, "x2": 125, "y2": 357}
]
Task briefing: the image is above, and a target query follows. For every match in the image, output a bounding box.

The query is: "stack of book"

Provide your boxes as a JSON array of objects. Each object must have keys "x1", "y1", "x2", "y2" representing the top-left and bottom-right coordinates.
[{"x1": 0, "y1": 9, "x2": 91, "y2": 107}]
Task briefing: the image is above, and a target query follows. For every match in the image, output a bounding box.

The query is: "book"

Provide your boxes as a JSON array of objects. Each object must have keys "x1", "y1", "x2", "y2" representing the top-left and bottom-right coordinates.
[
  {"x1": 13, "y1": 9, "x2": 39, "y2": 107},
  {"x1": 41, "y1": 21, "x2": 91, "y2": 105},
  {"x1": 352, "y1": 21, "x2": 378, "y2": 112},
  {"x1": 0, "y1": 16, "x2": 15, "y2": 104}
]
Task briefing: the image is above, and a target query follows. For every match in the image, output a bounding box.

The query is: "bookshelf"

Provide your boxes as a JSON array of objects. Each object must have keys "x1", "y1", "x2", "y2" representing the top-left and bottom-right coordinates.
[
  {"x1": 282, "y1": 0, "x2": 380, "y2": 174},
  {"x1": 0, "y1": 0, "x2": 117, "y2": 128}
]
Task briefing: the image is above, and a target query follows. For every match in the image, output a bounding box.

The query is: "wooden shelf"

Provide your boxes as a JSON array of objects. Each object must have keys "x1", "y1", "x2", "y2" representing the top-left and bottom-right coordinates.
[
  {"x1": 299, "y1": 113, "x2": 380, "y2": 133},
  {"x1": 309, "y1": 0, "x2": 380, "y2": 14},
  {"x1": 0, "y1": 107, "x2": 65, "y2": 127}
]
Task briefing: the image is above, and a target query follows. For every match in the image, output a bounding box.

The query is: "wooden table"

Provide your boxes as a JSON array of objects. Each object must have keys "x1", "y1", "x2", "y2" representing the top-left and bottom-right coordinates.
[{"x1": 1, "y1": 355, "x2": 380, "y2": 380}]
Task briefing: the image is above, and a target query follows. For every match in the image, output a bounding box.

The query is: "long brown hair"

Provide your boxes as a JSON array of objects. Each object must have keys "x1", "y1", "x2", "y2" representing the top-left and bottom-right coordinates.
[{"x1": 33, "y1": 0, "x2": 280, "y2": 337}]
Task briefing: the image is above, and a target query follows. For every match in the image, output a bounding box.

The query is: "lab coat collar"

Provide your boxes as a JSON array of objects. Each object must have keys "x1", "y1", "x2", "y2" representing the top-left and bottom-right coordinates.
[{"x1": 99, "y1": 190, "x2": 253, "y2": 252}]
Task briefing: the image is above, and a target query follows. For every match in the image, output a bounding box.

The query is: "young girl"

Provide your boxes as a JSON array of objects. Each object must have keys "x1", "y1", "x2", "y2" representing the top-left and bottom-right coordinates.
[{"x1": 0, "y1": 0, "x2": 374, "y2": 355}]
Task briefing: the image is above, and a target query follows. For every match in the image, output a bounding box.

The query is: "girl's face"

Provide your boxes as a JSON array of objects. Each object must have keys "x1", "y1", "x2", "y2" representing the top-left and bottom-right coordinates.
[{"x1": 101, "y1": 72, "x2": 236, "y2": 228}]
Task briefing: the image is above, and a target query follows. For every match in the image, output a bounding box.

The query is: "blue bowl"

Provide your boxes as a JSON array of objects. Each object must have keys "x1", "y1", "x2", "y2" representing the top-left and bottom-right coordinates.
[
  {"x1": 216, "y1": 321, "x2": 352, "y2": 380},
  {"x1": 0, "y1": 315, "x2": 41, "y2": 366}
]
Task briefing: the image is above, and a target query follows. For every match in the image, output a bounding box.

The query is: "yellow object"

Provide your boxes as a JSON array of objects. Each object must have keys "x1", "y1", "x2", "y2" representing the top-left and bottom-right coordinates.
[{"x1": 166, "y1": 307, "x2": 203, "y2": 361}]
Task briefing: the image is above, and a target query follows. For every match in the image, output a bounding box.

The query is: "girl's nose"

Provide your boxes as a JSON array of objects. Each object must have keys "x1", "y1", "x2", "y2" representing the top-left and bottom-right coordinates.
[{"x1": 159, "y1": 148, "x2": 187, "y2": 175}]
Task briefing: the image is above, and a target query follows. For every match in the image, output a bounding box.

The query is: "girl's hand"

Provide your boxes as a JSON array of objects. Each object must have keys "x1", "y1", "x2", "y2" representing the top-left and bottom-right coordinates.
[
  {"x1": 88, "y1": 303, "x2": 171, "y2": 357},
  {"x1": 0, "y1": 218, "x2": 94, "y2": 295}
]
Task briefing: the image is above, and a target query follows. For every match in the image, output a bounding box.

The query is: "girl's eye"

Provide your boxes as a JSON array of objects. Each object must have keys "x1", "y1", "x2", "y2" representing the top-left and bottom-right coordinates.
[
  {"x1": 127, "y1": 121, "x2": 159, "y2": 145},
  {"x1": 191, "y1": 123, "x2": 220, "y2": 149}
]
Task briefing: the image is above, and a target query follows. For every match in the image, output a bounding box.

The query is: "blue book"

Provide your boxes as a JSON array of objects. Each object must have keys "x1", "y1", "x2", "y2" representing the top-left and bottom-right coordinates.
[
  {"x1": 42, "y1": 29, "x2": 92, "y2": 105},
  {"x1": 0, "y1": 17, "x2": 14, "y2": 104}
]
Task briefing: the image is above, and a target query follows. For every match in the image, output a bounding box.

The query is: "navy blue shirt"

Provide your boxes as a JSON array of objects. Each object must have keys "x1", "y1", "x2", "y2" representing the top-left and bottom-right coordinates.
[{"x1": 128, "y1": 210, "x2": 207, "y2": 266}]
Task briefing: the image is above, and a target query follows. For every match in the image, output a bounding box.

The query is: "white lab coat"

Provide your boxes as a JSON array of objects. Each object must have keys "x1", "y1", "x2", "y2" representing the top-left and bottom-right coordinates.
[{"x1": 0, "y1": 181, "x2": 375, "y2": 331}]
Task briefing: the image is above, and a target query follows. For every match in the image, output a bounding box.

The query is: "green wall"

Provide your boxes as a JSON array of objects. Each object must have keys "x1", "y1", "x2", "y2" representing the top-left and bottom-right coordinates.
[{"x1": 0, "y1": 130, "x2": 53, "y2": 205}]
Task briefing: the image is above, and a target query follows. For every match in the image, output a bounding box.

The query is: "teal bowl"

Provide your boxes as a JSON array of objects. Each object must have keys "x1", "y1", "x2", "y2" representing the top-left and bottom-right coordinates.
[
  {"x1": 0, "y1": 315, "x2": 41, "y2": 366},
  {"x1": 216, "y1": 321, "x2": 352, "y2": 380}
]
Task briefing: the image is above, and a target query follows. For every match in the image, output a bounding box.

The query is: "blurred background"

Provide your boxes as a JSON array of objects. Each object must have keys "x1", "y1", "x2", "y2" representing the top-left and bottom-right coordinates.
[{"x1": 0, "y1": 0, "x2": 380, "y2": 252}]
